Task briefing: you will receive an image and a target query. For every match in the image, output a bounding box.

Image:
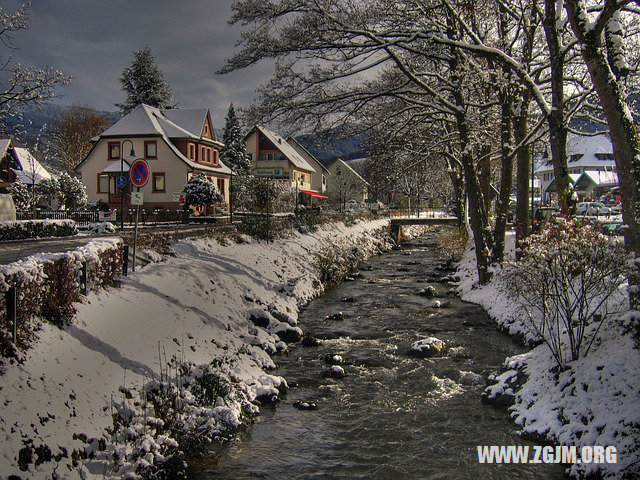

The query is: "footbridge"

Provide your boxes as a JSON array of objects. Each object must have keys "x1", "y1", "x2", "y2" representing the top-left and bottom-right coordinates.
[{"x1": 389, "y1": 216, "x2": 459, "y2": 242}]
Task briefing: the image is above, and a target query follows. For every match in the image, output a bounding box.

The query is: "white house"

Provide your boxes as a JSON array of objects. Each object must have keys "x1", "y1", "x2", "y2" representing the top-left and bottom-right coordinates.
[
  {"x1": 325, "y1": 158, "x2": 370, "y2": 205},
  {"x1": 287, "y1": 137, "x2": 330, "y2": 194},
  {"x1": 0, "y1": 138, "x2": 52, "y2": 190},
  {"x1": 535, "y1": 133, "x2": 617, "y2": 202}
]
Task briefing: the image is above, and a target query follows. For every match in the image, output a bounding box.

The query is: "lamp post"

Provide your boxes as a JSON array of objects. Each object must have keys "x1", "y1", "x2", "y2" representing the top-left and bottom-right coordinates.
[
  {"x1": 335, "y1": 168, "x2": 342, "y2": 212},
  {"x1": 295, "y1": 174, "x2": 303, "y2": 214},
  {"x1": 120, "y1": 140, "x2": 136, "y2": 231}
]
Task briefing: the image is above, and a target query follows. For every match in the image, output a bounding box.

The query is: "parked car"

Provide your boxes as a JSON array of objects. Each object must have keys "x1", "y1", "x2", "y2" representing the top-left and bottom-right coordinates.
[
  {"x1": 610, "y1": 203, "x2": 622, "y2": 215},
  {"x1": 576, "y1": 202, "x2": 611, "y2": 216},
  {"x1": 601, "y1": 221, "x2": 623, "y2": 236}
]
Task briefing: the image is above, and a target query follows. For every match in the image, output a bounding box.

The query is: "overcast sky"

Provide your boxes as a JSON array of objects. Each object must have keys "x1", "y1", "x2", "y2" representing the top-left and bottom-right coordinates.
[{"x1": 3, "y1": 0, "x2": 271, "y2": 126}]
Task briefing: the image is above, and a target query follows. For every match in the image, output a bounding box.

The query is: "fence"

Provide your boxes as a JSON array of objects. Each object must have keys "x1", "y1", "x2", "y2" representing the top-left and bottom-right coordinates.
[{"x1": 17, "y1": 210, "x2": 99, "y2": 226}]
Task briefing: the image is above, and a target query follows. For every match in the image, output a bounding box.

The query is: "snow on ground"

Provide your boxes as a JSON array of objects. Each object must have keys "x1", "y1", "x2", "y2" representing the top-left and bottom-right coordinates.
[
  {"x1": 0, "y1": 219, "x2": 390, "y2": 479},
  {"x1": 456, "y1": 231, "x2": 640, "y2": 478}
]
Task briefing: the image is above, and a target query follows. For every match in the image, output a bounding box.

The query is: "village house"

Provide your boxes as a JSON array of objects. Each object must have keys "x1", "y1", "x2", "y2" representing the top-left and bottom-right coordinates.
[
  {"x1": 75, "y1": 104, "x2": 231, "y2": 210},
  {"x1": 324, "y1": 158, "x2": 369, "y2": 205},
  {"x1": 536, "y1": 133, "x2": 618, "y2": 203},
  {"x1": 287, "y1": 137, "x2": 330, "y2": 195},
  {"x1": 0, "y1": 138, "x2": 52, "y2": 191},
  {"x1": 244, "y1": 126, "x2": 317, "y2": 195}
]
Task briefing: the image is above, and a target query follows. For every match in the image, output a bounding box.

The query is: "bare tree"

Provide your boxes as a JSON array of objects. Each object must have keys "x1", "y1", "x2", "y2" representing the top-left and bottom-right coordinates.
[{"x1": 0, "y1": 3, "x2": 70, "y2": 126}]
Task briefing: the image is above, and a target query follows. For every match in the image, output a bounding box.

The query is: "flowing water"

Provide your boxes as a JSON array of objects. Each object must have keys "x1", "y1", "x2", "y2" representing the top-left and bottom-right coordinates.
[{"x1": 196, "y1": 230, "x2": 565, "y2": 480}]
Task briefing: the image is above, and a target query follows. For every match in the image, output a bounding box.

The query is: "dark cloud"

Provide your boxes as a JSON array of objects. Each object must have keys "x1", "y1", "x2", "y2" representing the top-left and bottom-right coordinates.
[{"x1": 2, "y1": 0, "x2": 270, "y2": 126}]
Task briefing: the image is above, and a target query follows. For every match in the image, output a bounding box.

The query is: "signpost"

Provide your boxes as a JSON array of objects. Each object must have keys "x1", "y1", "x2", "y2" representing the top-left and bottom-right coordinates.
[
  {"x1": 129, "y1": 160, "x2": 150, "y2": 272},
  {"x1": 116, "y1": 175, "x2": 127, "y2": 190}
]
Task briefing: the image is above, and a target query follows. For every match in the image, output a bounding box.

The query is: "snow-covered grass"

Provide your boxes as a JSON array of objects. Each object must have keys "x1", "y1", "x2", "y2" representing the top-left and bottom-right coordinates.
[
  {"x1": 456, "y1": 231, "x2": 640, "y2": 478},
  {"x1": 0, "y1": 218, "x2": 391, "y2": 479}
]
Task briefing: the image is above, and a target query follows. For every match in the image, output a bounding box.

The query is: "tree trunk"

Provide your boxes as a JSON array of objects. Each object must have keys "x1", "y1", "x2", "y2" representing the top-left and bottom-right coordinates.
[
  {"x1": 478, "y1": 144, "x2": 492, "y2": 215},
  {"x1": 565, "y1": 0, "x2": 640, "y2": 307},
  {"x1": 544, "y1": 0, "x2": 571, "y2": 212},
  {"x1": 493, "y1": 86, "x2": 514, "y2": 264},
  {"x1": 513, "y1": 90, "x2": 531, "y2": 259}
]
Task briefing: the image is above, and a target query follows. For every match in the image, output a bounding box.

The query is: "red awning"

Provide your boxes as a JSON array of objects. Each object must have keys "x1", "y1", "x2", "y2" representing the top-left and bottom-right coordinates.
[{"x1": 300, "y1": 190, "x2": 329, "y2": 199}]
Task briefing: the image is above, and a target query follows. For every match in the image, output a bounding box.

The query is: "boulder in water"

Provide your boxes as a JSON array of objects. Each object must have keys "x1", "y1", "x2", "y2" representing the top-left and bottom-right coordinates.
[
  {"x1": 324, "y1": 312, "x2": 346, "y2": 321},
  {"x1": 293, "y1": 400, "x2": 318, "y2": 411},
  {"x1": 325, "y1": 365, "x2": 346, "y2": 379},
  {"x1": 410, "y1": 337, "x2": 448, "y2": 357},
  {"x1": 419, "y1": 285, "x2": 437, "y2": 297},
  {"x1": 301, "y1": 335, "x2": 320, "y2": 347},
  {"x1": 325, "y1": 354, "x2": 344, "y2": 365}
]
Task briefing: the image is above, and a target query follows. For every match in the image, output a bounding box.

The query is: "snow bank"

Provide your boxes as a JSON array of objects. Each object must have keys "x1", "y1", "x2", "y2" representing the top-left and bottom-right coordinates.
[
  {"x1": 456, "y1": 231, "x2": 640, "y2": 478},
  {"x1": 0, "y1": 218, "x2": 390, "y2": 479}
]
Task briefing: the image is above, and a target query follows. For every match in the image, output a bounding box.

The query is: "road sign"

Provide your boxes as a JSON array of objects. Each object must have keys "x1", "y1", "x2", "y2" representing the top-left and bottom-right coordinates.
[
  {"x1": 130, "y1": 159, "x2": 150, "y2": 188},
  {"x1": 116, "y1": 175, "x2": 127, "y2": 189},
  {"x1": 131, "y1": 192, "x2": 144, "y2": 206}
]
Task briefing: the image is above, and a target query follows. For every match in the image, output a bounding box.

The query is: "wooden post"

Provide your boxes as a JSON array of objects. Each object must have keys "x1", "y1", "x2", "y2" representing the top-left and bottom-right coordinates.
[
  {"x1": 132, "y1": 204, "x2": 139, "y2": 272},
  {"x1": 81, "y1": 261, "x2": 89, "y2": 296},
  {"x1": 123, "y1": 245, "x2": 129, "y2": 276},
  {"x1": 6, "y1": 286, "x2": 17, "y2": 344}
]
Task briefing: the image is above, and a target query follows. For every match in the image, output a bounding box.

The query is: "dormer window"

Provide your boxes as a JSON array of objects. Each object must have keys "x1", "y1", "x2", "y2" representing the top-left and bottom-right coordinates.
[{"x1": 188, "y1": 143, "x2": 195, "y2": 160}]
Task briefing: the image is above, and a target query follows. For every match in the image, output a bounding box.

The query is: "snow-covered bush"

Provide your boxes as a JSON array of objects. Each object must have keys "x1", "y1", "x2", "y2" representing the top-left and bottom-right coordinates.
[
  {"x1": 57, "y1": 172, "x2": 88, "y2": 210},
  {"x1": 0, "y1": 219, "x2": 77, "y2": 240},
  {"x1": 505, "y1": 218, "x2": 629, "y2": 368},
  {"x1": 107, "y1": 360, "x2": 257, "y2": 479},
  {"x1": 35, "y1": 177, "x2": 60, "y2": 208},
  {"x1": 181, "y1": 174, "x2": 221, "y2": 209},
  {"x1": 8, "y1": 182, "x2": 32, "y2": 211}
]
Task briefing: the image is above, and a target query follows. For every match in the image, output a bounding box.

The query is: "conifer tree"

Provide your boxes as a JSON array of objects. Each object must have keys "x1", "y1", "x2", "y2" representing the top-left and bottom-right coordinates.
[
  {"x1": 116, "y1": 46, "x2": 173, "y2": 115},
  {"x1": 220, "y1": 103, "x2": 250, "y2": 173}
]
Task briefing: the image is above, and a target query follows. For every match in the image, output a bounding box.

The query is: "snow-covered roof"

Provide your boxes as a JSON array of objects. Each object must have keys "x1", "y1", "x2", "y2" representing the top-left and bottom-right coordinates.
[
  {"x1": 328, "y1": 158, "x2": 370, "y2": 186},
  {"x1": 536, "y1": 133, "x2": 615, "y2": 173},
  {"x1": 93, "y1": 104, "x2": 231, "y2": 176},
  {"x1": 254, "y1": 126, "x2": 316, "y2": 172},
  {"x1": 13, "y1": 147, "x2": 52, "y2": 184},
  {"x1": 102, "y1": 159, "x2": 131, "y2": 173},
  {"x1": 575, "y1": 170, "x2": 619, "y2": 189},
  {"x1": 287, "y1": 137, "x2": 331, "y2": 174},
  {"x1": 544, "y1": 173, "x2": 581, "y2": 193},
  {"x1": 0, "y1": 139, "x2": 11, "y2": 156}
]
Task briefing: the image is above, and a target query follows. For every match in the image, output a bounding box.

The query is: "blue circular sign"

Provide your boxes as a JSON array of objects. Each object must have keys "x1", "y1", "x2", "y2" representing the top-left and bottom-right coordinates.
[
  {"x1": 116, "y1": 175, "x2": 127, "y2": 189},
  {"x1": 130, "y1": 159, "x2": 150, "y2": 188}
]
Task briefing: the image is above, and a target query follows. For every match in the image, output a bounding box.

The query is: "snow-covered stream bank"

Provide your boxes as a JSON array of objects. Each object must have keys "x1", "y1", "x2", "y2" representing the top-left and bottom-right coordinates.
[
  {"x1": 456, "y1": 232, "x2": 640, "y2": 479},
  {"x1": 0, "y1": 219, "x2": 392, "y2": 479}
]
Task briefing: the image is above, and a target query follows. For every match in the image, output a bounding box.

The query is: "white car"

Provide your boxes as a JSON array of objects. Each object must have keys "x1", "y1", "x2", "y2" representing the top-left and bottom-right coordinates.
[{"x1": 576, "y1": 202, "x2": 611, "y2": 216}]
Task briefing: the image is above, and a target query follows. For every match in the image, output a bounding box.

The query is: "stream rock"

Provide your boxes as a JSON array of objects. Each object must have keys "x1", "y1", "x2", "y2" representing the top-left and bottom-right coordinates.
[
  {"x1": 325, "y1": 312, "x2": 346, "y2": 321},
  {"x1": 325, "y1": 365, "x2": 346, "y2": 379},
  {"x1": 419, "y1": 286, "x2": 437, "y2": 297},
  {"x1": 301, "y1": 335, "x2": 320, "y2": 347},
  {"x1": 409, "y1": 337, "x2": 448, "y2": 357},
  {"x1": 293, "y1": 400, "x2": 318, "y2": 411},
  {"x1": 325, "y1": 354, "x2": 344, "y2": 365}
]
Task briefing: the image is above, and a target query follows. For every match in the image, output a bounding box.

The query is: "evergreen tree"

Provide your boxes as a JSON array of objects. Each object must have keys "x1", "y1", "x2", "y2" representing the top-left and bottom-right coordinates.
[
  {"x1": 181, "y1": 174, "x2": 221, "y2": 208},
  {"x1": 220, "y1": 104, "x2": 250, "y2": 173},
  {"x1": 57, "y1": 173, "x2": 87, "y2": 210},
  {"x1": 115, "y1": 46, "x2": 174, "y2": 115}
]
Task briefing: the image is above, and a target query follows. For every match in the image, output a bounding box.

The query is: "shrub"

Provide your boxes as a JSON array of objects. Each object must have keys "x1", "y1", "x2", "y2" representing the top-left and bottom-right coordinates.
[
  {"x1": 92, "y1": 246, "x2": 124, "y2": 287},
  {"x1": 41, "y1": 257, "x2": 79, "y2": 326},
  {"x1": 506, "y1": 218, "x2": 629, "y2": 368},
  {"x1": 436, "y1": 227, "x2": 469, "y2": 262},
  {"x1": 0, "y1": 219, "x2": 77, "y2": 240}
]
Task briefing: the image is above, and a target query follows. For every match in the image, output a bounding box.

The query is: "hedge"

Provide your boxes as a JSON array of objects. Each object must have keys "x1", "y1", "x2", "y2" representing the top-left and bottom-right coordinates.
[{"x1": 0, "y1": 219, "x2": 78, "y2": 240}]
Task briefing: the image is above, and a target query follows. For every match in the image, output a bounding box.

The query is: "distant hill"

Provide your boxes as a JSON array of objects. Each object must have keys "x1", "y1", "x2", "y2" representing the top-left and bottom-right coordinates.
[{"x1": 293, "y1": 130, "x2": 368, "y2": 163}]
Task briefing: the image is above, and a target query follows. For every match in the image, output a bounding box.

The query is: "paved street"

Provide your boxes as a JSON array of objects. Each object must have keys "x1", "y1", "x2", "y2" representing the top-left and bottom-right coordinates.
[{"x1": 0, "y1": 236, "x2": 104, "y2": 265}]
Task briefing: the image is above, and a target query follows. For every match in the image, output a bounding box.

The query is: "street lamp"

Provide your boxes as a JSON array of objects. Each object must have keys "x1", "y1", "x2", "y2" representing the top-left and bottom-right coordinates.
[
  {"x1": 335, "y1": 168, "x2": 342, "y2": 212},
  {"x1": 120, "y1": 140, "x2": 136, "y2": 231}
]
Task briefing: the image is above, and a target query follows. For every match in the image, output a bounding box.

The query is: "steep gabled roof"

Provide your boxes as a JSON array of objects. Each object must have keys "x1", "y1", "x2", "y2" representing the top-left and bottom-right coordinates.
[
  {"x1": 13, "y1": 147, "x2": 52, "y2": 184},
  {"x1": 252, "y1": 126, "x2": 316, "y2": 172},
  {"x1": 79, "y1": 104, "x2": 231, "y2": 175},
  {"x1": 575, "y1": 170, "x2": 619, "y2": 189},
  {"x1": 326, "y1": 158, "x2": 370, "y2": 186},
  {"x1": 536, "y1": 133, "x2": 616, "y2": 173},
  {"x1": 287, "y1": 137, "x2": 331, "y2": 174}
]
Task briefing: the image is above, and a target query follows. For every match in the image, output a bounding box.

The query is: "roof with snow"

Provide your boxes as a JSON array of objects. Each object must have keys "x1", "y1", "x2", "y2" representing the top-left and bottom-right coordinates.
[
  {"x1": 0, "y1": 139, "x2": 11, "y2": 156},
  {"x1": 536, "y1": 133, "x2": 616, "y2": 173},
  {"x1": 574, "y1": 170, "x2": 619, "y2": 190},
  {"x1": 544, "y1": 173, "x2": 581, "y2": 193},
  {"x1": 252, "y1": 126, "x2": 316, "y2": 172},
  {"x1": 85, "y1": 104, "x2": 231, "y2": 175},
  {"x1": 13, "y1": 147, "x2": 52, "y2": 184},
  {"x1": 327, "y1": 158, "x2": 370, "y2": 186}
]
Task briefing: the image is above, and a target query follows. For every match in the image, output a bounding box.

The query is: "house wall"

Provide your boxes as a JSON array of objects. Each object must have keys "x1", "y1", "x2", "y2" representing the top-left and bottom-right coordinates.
[
  {"x1": 245, "y1": 130, "x2": 313, "y2": 190},
  {"x1": 288, "y1": 141, "x2": 327, "y2": 193},
  {"x1": 77, "y1": 137, "x2": 229, "y2": 209},
  {"x1": 326, "y1": 161, "x2": 368, "y2": 203}
]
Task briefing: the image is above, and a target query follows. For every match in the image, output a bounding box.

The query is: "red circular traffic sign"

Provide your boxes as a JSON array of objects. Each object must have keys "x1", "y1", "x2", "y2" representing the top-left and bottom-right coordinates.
[{"x1": 130, "y1": 159, "x2": 150, "y2": 188}]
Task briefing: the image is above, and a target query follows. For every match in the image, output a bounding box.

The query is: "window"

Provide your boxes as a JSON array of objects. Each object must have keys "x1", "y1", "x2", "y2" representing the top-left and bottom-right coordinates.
[
  {"x1": 108, "y1": 142, "x2": 120, "y2": 160},
  {"x1": 201, "y1": 147, "x2": 206, "y2": 163},
  {"x1": 213, "y1": 150, "x2": 219, "y2": 165},
  {"x1": 206, "y1": 148, "x2": 211, "y2": 163},
  {"x1": 217, "y1": 178, "x2": 225, "y2": 197},
  {"x1": 145, "y1": 141, "x2": 157, "y2": 159},
  {"x1": 97, "y1": 174, "x2": 109, "y2": 193},
  {"x1": 322, "y1": 175, "x2": 326, "y2": 185},
  {"x1": 188, "y1": 144, "x2": 195, "y2": 160},
  {"x1": 152, "y1": 172, "x2": 166, "y2": 192}
]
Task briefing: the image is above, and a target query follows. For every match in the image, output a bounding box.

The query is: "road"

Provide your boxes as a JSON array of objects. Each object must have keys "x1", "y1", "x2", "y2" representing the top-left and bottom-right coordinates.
[{"x1": 0, "y1": 236, "x2": 107, "y2": 265}]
